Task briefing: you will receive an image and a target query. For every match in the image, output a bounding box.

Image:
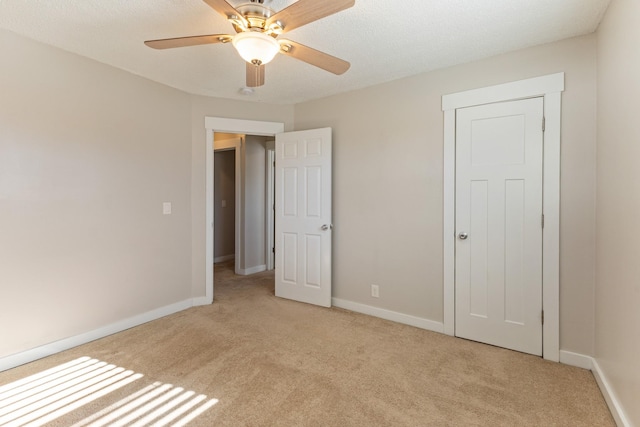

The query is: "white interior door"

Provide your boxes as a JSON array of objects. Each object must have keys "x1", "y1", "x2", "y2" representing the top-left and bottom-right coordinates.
[
  {"x1": 275, "y1": 128, "x2": 332, "y2": 307},
  {"x1": 455, "y1": 97, "x2": 544, "y2": 356}
]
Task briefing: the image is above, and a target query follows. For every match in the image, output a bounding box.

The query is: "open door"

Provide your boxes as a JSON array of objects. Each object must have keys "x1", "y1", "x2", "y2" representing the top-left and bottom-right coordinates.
[{"x1": 275, "y1": 128, "x2": 332, "y2": 307}]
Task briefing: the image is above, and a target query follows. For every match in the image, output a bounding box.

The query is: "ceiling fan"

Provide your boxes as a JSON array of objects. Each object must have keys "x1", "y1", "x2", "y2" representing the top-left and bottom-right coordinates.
[{"x1": 144, "y1": 0, "x2": 355, "y2": 88}]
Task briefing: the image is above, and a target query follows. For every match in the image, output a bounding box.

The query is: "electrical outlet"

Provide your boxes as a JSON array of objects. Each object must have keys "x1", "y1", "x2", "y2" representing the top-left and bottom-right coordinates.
[{"x1": 371, "y1": 284, "x2": 379, "y2": 298}]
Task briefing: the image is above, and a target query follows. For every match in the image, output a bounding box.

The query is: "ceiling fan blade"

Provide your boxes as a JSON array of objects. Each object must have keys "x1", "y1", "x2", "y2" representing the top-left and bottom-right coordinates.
[
  {"x1": 266, "y1": 0, "x2": 355, "y2": 34},
  {"x1": 202, "y1": 0, "x2": 248, "y2": 27},
  {"x1": 279, "y1": 40, "x2": 350, "y2": 75},
  {"x1": 144, "y1": 34, "x2": 233, "y2": 49},
  {"x1": 246, "y1": 63, "x2": 265, "y2": 87}
]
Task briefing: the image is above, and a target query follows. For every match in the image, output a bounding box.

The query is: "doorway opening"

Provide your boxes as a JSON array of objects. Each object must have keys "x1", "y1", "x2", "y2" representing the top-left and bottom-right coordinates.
[
  {"x1": 213, "y1": 137, "x2": 239, "y2": 274},
  {"x1": 205, "y1": 118, "x2": 285, "y2": 304},
  {"x1": 213, "y1": 133, "x2": 275, "y2": 277}
]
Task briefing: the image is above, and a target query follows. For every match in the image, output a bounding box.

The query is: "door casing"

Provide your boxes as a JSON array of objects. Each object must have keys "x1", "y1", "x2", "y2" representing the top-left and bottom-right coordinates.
[
  {"x1": 442, "y1": 73, "x2": 564, "y2": 361},
  {"x1": 266, "y1": 148, "x2": 276, "y2": 271},
  {"x1": 203, "y1": 118, "x2": 285, "y2": 305}
]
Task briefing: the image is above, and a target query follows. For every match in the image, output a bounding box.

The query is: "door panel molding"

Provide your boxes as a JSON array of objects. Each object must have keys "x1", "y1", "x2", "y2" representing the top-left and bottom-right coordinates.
[{"x1": 442, "y1": 73, "x2": 564, "y2": 361}]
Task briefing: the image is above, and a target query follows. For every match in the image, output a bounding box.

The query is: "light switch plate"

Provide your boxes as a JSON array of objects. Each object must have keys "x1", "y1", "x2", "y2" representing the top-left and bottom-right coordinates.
[
  {"x1": 163, "y1": 202, "x2": 172, "y2": 215},
  {"x1": 221, "y1": 200, "x2": 227, "y2": 208}
]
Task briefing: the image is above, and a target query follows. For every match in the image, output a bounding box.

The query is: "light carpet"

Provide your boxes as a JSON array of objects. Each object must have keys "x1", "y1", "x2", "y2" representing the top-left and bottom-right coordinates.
[{"x1": 0, "y1": 261, "x2": 614, "y2": 426}]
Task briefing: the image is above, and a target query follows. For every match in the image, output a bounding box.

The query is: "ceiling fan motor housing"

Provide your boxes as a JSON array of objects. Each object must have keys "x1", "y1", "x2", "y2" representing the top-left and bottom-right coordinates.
[{"x1": 230, "y1": 3, "x2": 283, "y2": 35}]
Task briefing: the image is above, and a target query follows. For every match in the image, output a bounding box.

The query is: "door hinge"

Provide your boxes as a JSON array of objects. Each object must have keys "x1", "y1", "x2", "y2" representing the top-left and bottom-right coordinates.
[
  {"x1": 541, "y1": 214, "x2": 545, "y2": 228},
  {"x1": 541, "y1": 310, "x2": 545, "y2": 325},
  {"x1": 542, "y1": 116, "x2": 546, "y2": 132},
  {"x1": 272, "y1": 247, "x2": 275, "y2": 253}
]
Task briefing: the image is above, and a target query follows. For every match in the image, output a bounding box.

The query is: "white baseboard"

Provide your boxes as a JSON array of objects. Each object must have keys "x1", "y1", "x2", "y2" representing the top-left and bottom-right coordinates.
[
  {"x1": 0, "y1": 298, "x2": 194, "y2": 373},
  {"x1": 237, "y1": 264, "x2": 266, "y2": 276},
  {"x1": 558, "y1": 351, "x2": 630, "y2": 426},
  {"x1": 214, "y1": 254, "x2": 235, "y2": 263},
  {"x1": 592, "y1": 358, "x2": 632, "y2": 427},
  {"x1": 192, "y1": 296, "x2": 212, "y2": 306},
  {"x1": 559, "y1": 350, "x2": 593, "y2": 370},
  {"x1": 332, "y1": 298, "x2": 444, "y2": 333}
]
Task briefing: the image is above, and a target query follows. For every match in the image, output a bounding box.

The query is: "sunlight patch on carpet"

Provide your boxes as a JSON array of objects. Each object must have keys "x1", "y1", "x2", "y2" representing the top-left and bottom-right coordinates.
[{"x1": 0, "y1": 356, "x2": 218, "y2": 426}]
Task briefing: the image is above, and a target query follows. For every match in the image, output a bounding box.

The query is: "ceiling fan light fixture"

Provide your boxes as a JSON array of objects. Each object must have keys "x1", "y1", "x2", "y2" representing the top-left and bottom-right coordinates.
[{"x1": 232, "y1": 31, "x2": 280, "y2": 65}]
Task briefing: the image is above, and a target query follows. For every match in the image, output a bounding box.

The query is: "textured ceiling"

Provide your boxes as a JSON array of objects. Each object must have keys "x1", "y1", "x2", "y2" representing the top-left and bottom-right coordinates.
[{"x1": 0, "y1": 0, "x2": 611, "y2": 104}]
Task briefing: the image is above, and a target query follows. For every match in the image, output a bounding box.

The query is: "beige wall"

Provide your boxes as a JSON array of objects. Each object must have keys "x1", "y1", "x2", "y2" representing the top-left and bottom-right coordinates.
[
  {"x1": 0, "y1": 29, "x2": 193, "y2": 357},
  {"x1": 294, "y1": 34, "x2": 598, "y2": 355},
  {"x1": 0, "y1": 29, "x2": 296, "y2": 360},
  {"x1": 596, "y1": 0, "x2": 640, "y2": 423},
  {"x1": 189, "y1": 96, "x2": 294, "y2": 298}
]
